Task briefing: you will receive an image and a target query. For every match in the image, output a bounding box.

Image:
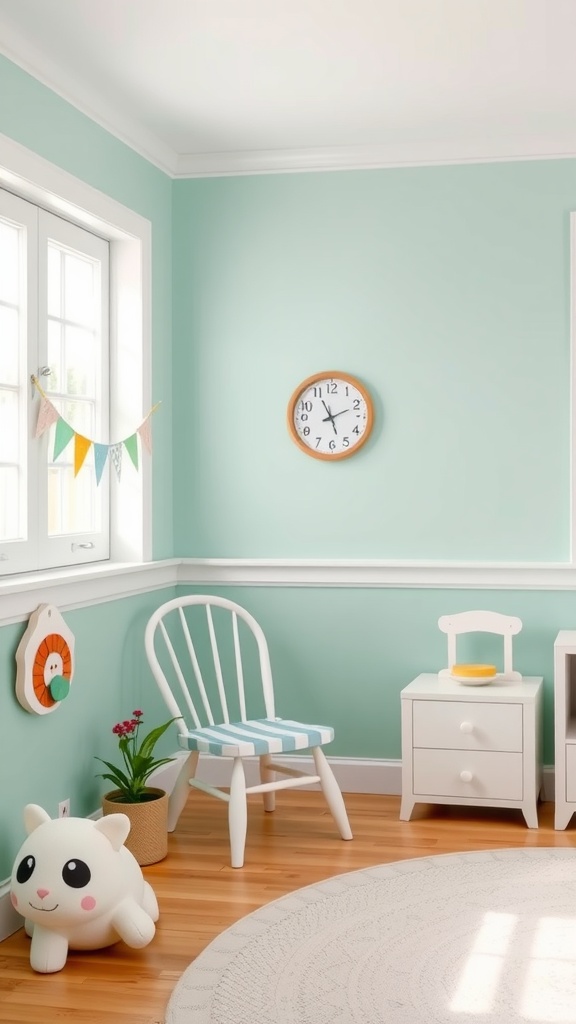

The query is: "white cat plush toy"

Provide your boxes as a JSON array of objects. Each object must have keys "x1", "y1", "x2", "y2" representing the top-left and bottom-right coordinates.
[{"x1": 10, "y1": 804, "x2": 159, "y2": 973}]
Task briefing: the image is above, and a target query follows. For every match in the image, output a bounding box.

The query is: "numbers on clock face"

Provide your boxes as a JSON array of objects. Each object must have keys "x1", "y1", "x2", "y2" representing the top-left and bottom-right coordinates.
[{"x1": 292, "y1": 377, "x2": 369, "y2": 457}]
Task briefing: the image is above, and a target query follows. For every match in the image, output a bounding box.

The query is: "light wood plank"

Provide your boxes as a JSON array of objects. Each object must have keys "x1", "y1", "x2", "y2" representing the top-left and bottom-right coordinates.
[{"x1": 0, "y1": 792, "x2": 571, "y2": 1023}]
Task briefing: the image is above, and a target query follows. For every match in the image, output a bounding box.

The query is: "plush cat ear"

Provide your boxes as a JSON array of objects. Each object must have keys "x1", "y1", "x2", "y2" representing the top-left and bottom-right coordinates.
[
  {"x1": 94, "y1": 813, "x2": 130, "y2": 851},
  {"x1": 24, "y1": 804, "x2": 51, "y2": 834}
]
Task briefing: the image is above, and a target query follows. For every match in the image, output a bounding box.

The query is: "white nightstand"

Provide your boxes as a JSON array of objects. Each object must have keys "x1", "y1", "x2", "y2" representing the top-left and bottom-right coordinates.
[{"x1": 400, "y1": 674, "x2": 544, "y2": 827}]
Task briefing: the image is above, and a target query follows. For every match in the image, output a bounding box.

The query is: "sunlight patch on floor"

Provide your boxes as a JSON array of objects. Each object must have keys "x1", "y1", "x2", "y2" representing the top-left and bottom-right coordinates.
[
  {"x1": 520, "y1": 917, "x2": 576, "y2": 1022},
  {"x1": 450, "y1": 912, "x2": 517, "y2": 1015}
]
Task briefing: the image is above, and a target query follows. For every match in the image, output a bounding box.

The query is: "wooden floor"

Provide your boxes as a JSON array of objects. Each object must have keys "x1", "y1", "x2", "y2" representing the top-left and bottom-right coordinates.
[{"x1": 0, "y1": 791, "x2": 574, "y2": 1023}]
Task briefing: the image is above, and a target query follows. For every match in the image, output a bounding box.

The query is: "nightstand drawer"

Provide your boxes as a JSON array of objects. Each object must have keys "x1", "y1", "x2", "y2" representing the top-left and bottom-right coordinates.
[
  {"x1": 412, "y1": 699, "x2": 523, "y2": 751},
  {"x1": 413, "y1": 748, "x2": 523, "y2": 800}
]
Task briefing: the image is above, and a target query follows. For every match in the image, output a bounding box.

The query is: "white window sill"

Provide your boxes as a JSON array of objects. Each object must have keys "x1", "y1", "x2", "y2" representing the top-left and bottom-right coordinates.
[{"x1": 0, "y1": 559, "x2": 181, "y2": 625}]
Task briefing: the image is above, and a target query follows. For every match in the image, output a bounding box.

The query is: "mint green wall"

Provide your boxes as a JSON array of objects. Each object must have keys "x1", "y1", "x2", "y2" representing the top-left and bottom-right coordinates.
[
  {"x1": 0, "y1": 54, "x2": 174, "y2": 559},
  {"x1": 172, "y1": 167, "x2": 571, "y2": 560},
  {"x1": 0, "y1": 588, "x2": 177, "y2": 881}
]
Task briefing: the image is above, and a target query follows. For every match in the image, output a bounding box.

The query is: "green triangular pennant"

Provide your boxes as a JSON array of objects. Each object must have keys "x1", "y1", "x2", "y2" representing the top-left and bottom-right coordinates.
[
  {"x1": 53, "y1": 419, "x2": 76, "y2": 460},
  {"x1": 124, "y1": 433, "x2": 139, "y2": 470}
]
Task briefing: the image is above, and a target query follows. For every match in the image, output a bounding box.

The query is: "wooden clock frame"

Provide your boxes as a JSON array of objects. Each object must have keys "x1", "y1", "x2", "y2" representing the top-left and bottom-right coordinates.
[{"x1": 287, "y1": 370, "x2": 374, "y2": 461}]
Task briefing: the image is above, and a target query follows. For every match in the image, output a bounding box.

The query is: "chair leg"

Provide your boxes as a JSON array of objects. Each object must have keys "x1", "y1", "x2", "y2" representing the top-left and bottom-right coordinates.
[
  {"x1": 312, "y1": 747, "x2": 353, "y2": 840},
  {"x1": 167, "y1": 751, "x2": 199, "y2": 833},
  {"x1": 228, "y1": 757, "x2": 248, "y2": 868},
  {"x1": 259, "y1": 753, "x2": 276, "y2": 812}
]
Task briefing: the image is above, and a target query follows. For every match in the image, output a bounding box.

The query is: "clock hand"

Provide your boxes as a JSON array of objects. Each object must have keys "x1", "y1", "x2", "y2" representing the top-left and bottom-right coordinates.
[
  {"x1": 321, "y1": 400, "x2": 338, "y2": 435},
  {"x1": 321, "y1": 408, "x2": 349, "y2": 422}
]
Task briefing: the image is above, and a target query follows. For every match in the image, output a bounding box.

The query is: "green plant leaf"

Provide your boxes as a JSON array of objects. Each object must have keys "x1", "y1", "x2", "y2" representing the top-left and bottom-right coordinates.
[
  {"x1": 95, "y1": 758, "x2": 132, "y2": 792},
  {"x1": 138, "y1": 718, "x2": 179, "y2": 760}
]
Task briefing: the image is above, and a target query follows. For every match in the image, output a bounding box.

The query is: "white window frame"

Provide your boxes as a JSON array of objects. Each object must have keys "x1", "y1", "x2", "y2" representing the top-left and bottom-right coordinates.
[
  {"x1": 0, "y1": 191, "x2": 112, "y2": 572},
  {"x1": 0, "y1": 132, "x2": 152, "y2": 579}
]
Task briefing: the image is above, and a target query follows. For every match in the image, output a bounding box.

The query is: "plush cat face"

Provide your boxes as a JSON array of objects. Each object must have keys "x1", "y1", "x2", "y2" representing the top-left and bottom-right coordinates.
[{"x1": 10, "y1": 805, "x2": 133, "y2": 928}]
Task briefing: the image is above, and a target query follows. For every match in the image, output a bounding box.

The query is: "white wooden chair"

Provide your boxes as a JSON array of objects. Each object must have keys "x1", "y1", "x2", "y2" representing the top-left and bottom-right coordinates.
[
  {"x1": 144, "y1": 595, "x2": 353, "y2": 867},
  {"x1": 438, "y1": 609, "x2": 523, "y2": 681}
]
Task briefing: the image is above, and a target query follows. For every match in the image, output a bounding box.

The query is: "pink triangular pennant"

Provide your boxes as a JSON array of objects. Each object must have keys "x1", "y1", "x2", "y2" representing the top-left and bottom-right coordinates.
[
  {"x1": 137, "y1": 416, "x2": 153, "y2": 455},
  {"x1": 35, "y1": 396, "x2": 60, "y2": 438}
]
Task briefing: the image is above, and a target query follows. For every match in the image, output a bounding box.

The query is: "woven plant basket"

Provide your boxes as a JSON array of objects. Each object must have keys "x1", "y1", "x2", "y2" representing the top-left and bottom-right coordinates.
[{"x1": 102, "y1": 787, "x2": 169, "y2": 866}]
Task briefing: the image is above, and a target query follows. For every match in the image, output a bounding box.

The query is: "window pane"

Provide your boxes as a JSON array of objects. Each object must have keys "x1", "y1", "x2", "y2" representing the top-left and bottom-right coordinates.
[
  {"x1": 65, "y1": 325, "x2": 97, "y2": 397},
  {"x1": 0, "y1": 305, "x2": 19, "y2": 384},
  {"x1": 0, "y1": 390, "x2": 19, "y2": 462},
  {"x1": 0, "y1": 220, "x2": 19, "y2": 304},
  {"x1": 48, "y1": 464, "x2": 96, "y2": 535},
  {"x1": 47, "y1": 245, "x2": 61, "y2": 317},
  {"x1": 0, "y1": 467, "x2": 20, "y2": 540},
  {"x1": 47, "y1": 319, "x2": 62, "y2": 392},
  {"x1": 63, "y1": 250, "x2": 98, "y2": 327}
]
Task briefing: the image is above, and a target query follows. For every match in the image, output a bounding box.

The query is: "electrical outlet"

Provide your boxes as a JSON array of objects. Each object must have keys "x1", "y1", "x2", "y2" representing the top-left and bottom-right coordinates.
[{"x1": 58, "y1": 799, "x2": 70, "y2": 818}]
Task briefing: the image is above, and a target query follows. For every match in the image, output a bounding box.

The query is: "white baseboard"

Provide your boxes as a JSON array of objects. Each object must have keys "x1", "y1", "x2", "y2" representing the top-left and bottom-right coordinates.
[
  {"x1": 0, "y1": 758, "x2": 556, "y2": 943},
  {"x1": 153, "y1": 753, "x2": 556, "y2": 801},
  {"x1": 212, "y1": 753, "x2": 402, "y2": 794}
]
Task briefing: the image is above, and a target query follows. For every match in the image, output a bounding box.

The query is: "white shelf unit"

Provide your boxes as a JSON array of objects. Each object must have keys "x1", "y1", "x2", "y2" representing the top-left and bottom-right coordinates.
[
  {"x1": 400, "y1": 673, "x2": 544, "y2": 828},
  {"x1": 553, "y1": 630, "x2": 576, "y2": 829}
]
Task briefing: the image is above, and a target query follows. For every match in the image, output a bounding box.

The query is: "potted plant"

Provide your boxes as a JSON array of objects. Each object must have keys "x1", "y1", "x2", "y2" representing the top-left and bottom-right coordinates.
[{"x1": 96, "y1": 709, "x2": 177, "y2": 865}]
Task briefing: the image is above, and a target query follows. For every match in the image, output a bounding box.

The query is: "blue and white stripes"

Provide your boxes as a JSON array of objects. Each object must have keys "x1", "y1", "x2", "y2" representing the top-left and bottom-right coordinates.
[{"x1": 178, "y1": 718, "x2": 334, "y2": 757}]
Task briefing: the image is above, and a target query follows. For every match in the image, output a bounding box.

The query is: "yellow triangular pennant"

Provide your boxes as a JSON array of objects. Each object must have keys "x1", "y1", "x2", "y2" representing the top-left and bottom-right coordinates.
[{"x1": 74, "y1": 434, "x2": 92, "y2": 477}]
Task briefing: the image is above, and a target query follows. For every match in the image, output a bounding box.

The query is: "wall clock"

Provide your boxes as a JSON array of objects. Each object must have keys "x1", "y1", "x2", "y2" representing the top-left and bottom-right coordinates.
[
  {"x1": 287, "y1": 371, "x2": 374, "y2": 460},
  {"x1": 15, "y1": 603, "x2": 75, "y2": 715}
]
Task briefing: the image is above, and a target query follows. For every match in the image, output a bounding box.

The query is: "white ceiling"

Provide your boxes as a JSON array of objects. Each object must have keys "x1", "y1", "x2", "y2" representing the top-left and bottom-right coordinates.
[{"x1": 1, "y1": 0, "x2": 576, "y2": 178}]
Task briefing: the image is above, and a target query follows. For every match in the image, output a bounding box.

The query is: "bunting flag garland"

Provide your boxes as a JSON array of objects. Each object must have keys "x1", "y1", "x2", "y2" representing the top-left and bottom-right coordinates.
[
  {"x1": 137, "y1": 417, "x2": 153, "y2": 455},
  {"x1": 124, "y1": 433, "x2": 139, "y2": 471},
  {"x1": 93, "y1": 443, "x2": 109, "y2": 486},
  {"x1": 34, "y1": 397, "x2": 60, "y2": 438},
  {"x1": 110, "y1": 443, "x2": 123, "y2": 481},
  {"x1": 32, "y1": 376, "x2": 160, "y2": 486},
  {"x1": 53, "y1": 418, "x2": 75, "y2": 460},
  {"x1": 74, "y1": 434, "x2": 92, "y2": 477}
]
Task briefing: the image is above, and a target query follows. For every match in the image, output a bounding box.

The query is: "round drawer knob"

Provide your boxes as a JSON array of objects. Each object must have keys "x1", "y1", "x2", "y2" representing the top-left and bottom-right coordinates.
[
  {"x1": 460, "y1": 770, "x2": 473, "y2": 783},
  {"x1": 460, "y1": 721, "x2": 473, "y2": 734}
]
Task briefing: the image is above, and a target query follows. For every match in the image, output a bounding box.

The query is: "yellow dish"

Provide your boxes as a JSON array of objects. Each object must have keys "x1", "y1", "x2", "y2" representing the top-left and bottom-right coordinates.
[
  {"x1": 450, "y1": 663, "x2": 497, "y2": 685},
  {"x1": 452, "y1": 663, "x2": 497, "y2": 679}
]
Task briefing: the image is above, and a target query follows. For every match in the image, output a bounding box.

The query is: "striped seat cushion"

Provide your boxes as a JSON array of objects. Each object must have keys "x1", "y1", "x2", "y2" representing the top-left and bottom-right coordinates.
[{"x1": 178, "y1": 718, "x2": 334, "y2": 757}]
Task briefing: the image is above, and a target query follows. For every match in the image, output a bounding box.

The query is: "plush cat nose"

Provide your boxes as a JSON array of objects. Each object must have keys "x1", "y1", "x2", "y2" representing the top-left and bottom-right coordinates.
[{"x1": 36, "y1": 889, "x2": 49, "y2": 900}]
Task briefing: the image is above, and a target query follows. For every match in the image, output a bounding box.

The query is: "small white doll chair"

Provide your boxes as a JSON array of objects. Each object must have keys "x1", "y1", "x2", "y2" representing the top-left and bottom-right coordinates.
[
  {"x1": 438, "y1": 609, "x2": 523, "y2": 681},
  {"x1": 144, "y1": 595, "x2": 353, "y2": 868}
]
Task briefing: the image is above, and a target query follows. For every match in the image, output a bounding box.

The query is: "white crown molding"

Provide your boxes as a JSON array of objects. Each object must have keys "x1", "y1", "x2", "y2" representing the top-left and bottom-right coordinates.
[
  {"x1": 4, "y1": 37, "x2": 576, "y2": 179},
  {"x1": 173, "y1": 141, "x2": 576, "y2": 179},
  {"x1": 0, "y1": 38, "x2": 178, "y2": 177}
]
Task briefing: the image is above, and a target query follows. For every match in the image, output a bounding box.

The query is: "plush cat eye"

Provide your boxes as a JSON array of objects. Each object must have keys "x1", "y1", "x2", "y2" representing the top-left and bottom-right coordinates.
[
  {"x1": 16, "y1": 855, "x2": 36, "y2": 883},
  {"x1": 62, "y1": 859, "x2": 91, "y2": 888}
]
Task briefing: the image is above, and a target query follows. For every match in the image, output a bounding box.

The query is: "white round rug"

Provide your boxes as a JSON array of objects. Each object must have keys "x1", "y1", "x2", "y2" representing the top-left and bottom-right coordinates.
[{"x1": 167, "y1": 848, "x2": 576, "y2": 1023}]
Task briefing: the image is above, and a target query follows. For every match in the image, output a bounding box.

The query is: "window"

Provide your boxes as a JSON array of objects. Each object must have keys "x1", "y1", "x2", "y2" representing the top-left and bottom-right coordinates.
[
  {"x1": 0, "y1": 188, "x2": 110, "y2": 573},
  {"x1": 0, "y1": 134, "x2": 152, "y2": 579}
]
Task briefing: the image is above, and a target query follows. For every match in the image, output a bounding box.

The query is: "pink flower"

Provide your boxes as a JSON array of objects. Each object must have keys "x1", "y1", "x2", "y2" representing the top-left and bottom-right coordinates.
[{"x1": 96, "y1": 709, "x2": 177, "y2": 803}]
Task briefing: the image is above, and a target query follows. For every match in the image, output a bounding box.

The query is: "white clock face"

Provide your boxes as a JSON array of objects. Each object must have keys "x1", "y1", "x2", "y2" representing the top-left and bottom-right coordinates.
[{"x1": 292, "y1": 376, "x2": 370, "y2": 458}]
